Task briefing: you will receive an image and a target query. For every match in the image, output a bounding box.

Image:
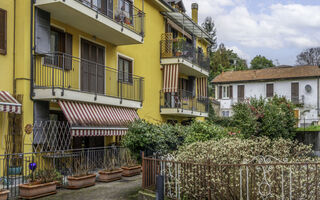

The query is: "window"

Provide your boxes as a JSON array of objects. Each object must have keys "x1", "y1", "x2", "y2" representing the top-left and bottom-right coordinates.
[
  {"x1": 218, "y1": 85, "x2": 232, "y2": 99},
  {"x1": 0, "y1": 9, "x2": 7, "y2": 55},
  {"x1": 291, "y1": 82, "x2": 299, "y2": 104},
  {"x1": 118, "y1": 56, "x2": 133, "y2": 84},
  {"x1": 221, "y1": 110, "x2": 230, "y2": 117},
  {"x1": 266, "y1": 83, "x2": 274, "y2": 98},
  {"x1": 117, "y1": 0, "x2": 133, "y2": 25}
]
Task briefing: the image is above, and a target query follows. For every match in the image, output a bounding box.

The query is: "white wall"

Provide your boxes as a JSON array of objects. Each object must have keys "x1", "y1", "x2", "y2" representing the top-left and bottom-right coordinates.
[{"x1": 215, "y1": 78, "x2": 320, "y2": 126}]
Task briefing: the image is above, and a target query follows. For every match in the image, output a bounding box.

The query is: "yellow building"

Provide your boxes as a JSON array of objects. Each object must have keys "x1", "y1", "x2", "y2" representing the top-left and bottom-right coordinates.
[{"x1": 0, "y1": 0, "x2": 212, "y2": 154}]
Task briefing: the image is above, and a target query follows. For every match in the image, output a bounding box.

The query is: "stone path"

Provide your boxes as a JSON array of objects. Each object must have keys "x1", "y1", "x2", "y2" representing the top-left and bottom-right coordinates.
[{"x1": 39, "y1": 175, "x2": 142, "y2": 200}]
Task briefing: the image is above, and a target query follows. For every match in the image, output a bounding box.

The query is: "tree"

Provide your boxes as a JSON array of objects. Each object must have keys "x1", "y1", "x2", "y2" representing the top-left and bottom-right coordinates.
[
  {"x1": 296, "y1": 47, "x2": 320, "y2": 66},
  {"x1": 250, "y1": 55, "x2": 275, "y2": 69},
  {"x1": 202, "y1": 17, "x2": 217, "y2": 52}
]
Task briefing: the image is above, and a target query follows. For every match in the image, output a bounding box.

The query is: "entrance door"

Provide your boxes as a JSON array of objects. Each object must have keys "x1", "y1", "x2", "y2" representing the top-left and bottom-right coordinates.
[{"x1": 81, "y1": 39, "x2": 105, "y2": 94}]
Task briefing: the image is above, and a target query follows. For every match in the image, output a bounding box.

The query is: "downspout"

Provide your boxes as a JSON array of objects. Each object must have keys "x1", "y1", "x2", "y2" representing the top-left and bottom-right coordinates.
[
  {"x1": 318, "y1": 77, "x2": 319, "y2": 117},
  {"x1": 30, "y1": 0, "x2": 34, "y2": 100},
  {"x1": 13, "y1": 0, "x2": 16, "y2": 95}
]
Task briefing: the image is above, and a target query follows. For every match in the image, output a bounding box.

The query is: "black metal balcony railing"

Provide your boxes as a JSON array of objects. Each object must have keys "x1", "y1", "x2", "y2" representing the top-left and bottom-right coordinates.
[
  {"x1": 33, "y1": 52, "x2": 144, "y2": 102},
  {"x1": 160, "y1": 90, "x2": 209, "y2": 114},
  {"x1": 160, "y1": 39, "x2": 210, "y2": 72},
  {"x1": 76, "y1": 0, "x2": 145, "y2": 37}
]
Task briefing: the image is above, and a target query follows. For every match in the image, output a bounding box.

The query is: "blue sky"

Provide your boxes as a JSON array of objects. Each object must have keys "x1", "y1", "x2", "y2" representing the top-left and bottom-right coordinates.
[{"x1": 182, "y1": 0, "x2": 320, "y2": 66}]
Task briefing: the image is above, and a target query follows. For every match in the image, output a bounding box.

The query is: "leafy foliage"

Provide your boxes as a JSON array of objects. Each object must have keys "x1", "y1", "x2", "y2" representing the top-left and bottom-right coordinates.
[
  {"x1": 250, "y1": 55, "x2": 275, "y2": 69},
  {"x1": 296, "y1": 47, "x2": 320, "y2": 66},
  {"x1": 201, "y1": 16, "x2": 217, "y2": 52},
  {"x1": 232, "y1": 96, "x2": 296, "y2": 139},
  {"x1": 28, "y1": 169, "x2": 62, "y2": 184}
]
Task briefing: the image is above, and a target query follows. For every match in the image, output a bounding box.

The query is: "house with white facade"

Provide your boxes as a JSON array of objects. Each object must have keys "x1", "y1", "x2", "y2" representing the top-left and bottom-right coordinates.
[{"x1": 212, "y1": 65, "x2": 320, "y2": 127}]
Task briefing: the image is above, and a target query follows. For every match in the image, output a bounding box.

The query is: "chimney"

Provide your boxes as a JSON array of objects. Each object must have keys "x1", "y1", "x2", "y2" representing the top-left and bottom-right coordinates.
[{"x1": 191, "y1": 3, "x2": 198, "y2": 24}]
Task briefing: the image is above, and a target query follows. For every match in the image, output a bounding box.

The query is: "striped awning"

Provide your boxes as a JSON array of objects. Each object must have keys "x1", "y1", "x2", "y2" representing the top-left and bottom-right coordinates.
[
  {"x1": 197, "y1": 77, "x2": 208, "y2": 98},
  {"x1": 58, "y1": 101, "x2": 139, "y2": 137},
  {"x1": 163, "y1": 64, "x2": 179, "y2": 93},
  {"x1": 0, "y1": 91, "x2": 21, "y2": 114}
]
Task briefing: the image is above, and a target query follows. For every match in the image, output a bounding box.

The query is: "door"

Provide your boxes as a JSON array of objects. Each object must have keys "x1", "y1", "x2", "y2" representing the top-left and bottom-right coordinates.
[
  {"x1": 291, "y1": 82, "x2": 299, "y2": 104},
  {"x1": 238, "y1": 85, "x2": 245, "y2": 102},
  {"x1": 81, "y1": 39, "x2": 105, "y2": 94}
]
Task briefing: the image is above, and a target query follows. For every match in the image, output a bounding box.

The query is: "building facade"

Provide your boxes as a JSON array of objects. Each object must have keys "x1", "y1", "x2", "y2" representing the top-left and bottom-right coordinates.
[
  {"x1": 212, "y1": 66, "x2": 320, "y2": 127},
  {"x1": 0, "y1": 0, "x2": 211, "y2": 154}
]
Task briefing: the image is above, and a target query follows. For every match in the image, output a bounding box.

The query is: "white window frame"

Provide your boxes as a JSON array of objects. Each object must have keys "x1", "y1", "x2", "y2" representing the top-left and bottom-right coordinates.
[{"x1": 222, "y1": 85, "x2": 229, "y2": 99}]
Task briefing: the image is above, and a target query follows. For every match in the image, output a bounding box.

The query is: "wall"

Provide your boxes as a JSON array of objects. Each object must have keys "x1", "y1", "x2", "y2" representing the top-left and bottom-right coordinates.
[{"x1": 216, "y1": 78, "x2": 320, "y2": 125}]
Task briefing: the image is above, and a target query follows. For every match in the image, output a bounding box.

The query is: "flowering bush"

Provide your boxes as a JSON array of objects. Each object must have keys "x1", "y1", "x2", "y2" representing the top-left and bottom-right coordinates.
[{"x1": 232, "y1": 96, "x2": 296, "y2": 139}]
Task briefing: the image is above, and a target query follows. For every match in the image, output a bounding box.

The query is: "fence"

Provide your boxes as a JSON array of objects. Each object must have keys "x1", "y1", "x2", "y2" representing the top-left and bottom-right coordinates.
[
  {"x1": 142, "y1": 155, "x2": 320, "y2": 200},
  {"x1": 160, "y1": 90, "x2": 209, "y2": 114},
  {"x1": 33, "y1": 52, "x2": 144, "y2": 102},
  {"x1": 160, "y1": 39, "x2": 210, "y2": 72},
  {"x1": 0, "y1": 147, "x2": 127, "y2": 199},
  {"x1": 75, "y1": 0, "x2": 145, "y2": 37}
]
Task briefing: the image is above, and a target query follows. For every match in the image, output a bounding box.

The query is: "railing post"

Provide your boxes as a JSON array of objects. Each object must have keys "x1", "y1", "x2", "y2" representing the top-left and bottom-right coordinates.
[
  {"x1": 62, "y1": 53, "x2": 65, "y2": 96},
  {"x1": 95, "y1": 63, "x2": 98, "y2": 101},
  {"x1": 52, "y1": 56, "x2": 55, "y2": 96}
]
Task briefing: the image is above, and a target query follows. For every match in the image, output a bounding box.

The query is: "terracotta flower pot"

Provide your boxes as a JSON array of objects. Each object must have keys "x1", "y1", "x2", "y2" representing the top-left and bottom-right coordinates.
[
  {"x1": 98, "y1": 169, "x2": 123, "y2": 182},
  {"x1": 0, "y1": 190, "x2": 9, "y2": 200},
  {"x1": 19, "y1": 182, "x2": 57, "y2": 199},
  {"x1": 121, "y1": 165, "x2": 141, "y2": 177},
  {"x1": 67, "y1": 174, "x2": 96, "y2": 189}
]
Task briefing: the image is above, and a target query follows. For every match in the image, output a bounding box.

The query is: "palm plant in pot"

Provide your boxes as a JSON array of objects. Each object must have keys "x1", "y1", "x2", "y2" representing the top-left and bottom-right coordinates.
[
  {"x1": 19, "y1": 168, "x2": 62, "y2": 199},
  {"x1": 67, "y1": 158, "x2": 96, "y2": 189},
  {"x1": 98, "y1": 155, "x2": 123, "y2": 183},
  {"x1": 0, "y1": 178, "x2": 9, "y2": 200},
  {"x1": 121, "y1": 150, "x2": 141, "y2": 177}
]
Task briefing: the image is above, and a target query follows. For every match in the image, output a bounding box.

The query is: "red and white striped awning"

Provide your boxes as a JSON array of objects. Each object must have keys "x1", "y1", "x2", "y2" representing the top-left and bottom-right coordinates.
[
  {"x1": 58, "y1": 100, "x2": 139, "y2": 137},
  {"x1": 0, "y1": 91, "x2": 21, "y2": 114},
  {"x1": 197, "y1": 77, "x2": 208, "y2": 98},
  {"x1": 163, "y1": 64, "x2": 179, "y2": 93}
]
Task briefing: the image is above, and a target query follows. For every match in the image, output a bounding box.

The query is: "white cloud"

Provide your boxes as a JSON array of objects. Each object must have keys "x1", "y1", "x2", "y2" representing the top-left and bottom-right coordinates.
[{"x1": 227, "y1": 46, "x2": 251, "y2": 60}]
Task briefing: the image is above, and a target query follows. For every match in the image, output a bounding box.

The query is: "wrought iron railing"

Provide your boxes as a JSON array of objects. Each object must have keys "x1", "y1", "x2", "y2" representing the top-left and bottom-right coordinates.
[
  {"x1": 160, "y1": 39, "x2": 210, "y2": 72},
  {"x1": 160, "y1": 90, "x2": 209, "y2": 114},
  {"x1": 75, "y1": 0, "x2": 145, "y2": 37},
  {"x1": 0, "y1": 147, "x2": 130, "y2": 199},
  {"x1": 33, "y1": 52, "x2": 144, "y2": 102}
]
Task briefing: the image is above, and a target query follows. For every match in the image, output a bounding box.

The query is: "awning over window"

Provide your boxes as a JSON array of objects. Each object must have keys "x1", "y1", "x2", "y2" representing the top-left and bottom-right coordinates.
[
  {"x1": 163, "y1": 64, "x2": 179, "y2": 93},
  {"x1": 0, "y1": 91, "x2": 21, "y2": 114},
  {"x1": 58, "y1": 100, "x2": 139, "y2": 137}
]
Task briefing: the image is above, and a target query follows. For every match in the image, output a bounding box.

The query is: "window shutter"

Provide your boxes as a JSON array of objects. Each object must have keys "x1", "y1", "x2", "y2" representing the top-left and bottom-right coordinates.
[
  {"x1": 129, "y1": 60, "x2": 133, "y2": 83},
  {"x1": 0, "y1": 9, "x2": 7, "y2": 55},
  {"x1": 118, "y1": 58, "x2": 123, "y2": 82},
  {"x1": 64, "y1": 33, "x2": 73, "y2": 70},
  {"x1": 266, "y1": 84, "x2": 274, "y2": 98},
  {"x1": 238, "y1": 85, "x2": 244, "y2": 101},
  {"x1": 291, "y1": 83, "x2": 299, "y2": 103},
  {"x1": 218, "y1": 86, "x2": 222, "y2": 99},
  {"x1": 229, "y1": 85, "x2": 233, "y2": 98},
  {"x1": 35, "y1": 8, "x2": 51, "y2": 54}
]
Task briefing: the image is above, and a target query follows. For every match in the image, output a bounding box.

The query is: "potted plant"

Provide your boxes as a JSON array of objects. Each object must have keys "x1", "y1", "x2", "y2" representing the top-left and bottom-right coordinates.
[
  {"x1": 7, "y1": 155, "x2": 23, "y2": 176},
  {"x1": 173, "y1": 37, "x2": 186, "y2": 57},
  {"x1": 19, "y1": 168, "x2": 61, "y2": 199},
  {"x1": 0, "y1": 178, "x2": 9, "y2": 200},
  {"x1": 67, "y1": 159, "x2": 96, "y2": 189},
  {"x1": 98, "y1": 156, "x2": 123, "y2": 183},
  {"x1": 121, "y1": 150, "x2": 141, "y2": 177}
]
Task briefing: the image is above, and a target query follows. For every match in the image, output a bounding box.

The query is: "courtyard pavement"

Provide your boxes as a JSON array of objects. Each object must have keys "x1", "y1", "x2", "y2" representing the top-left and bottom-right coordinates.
[{"x1": 39, "y1": 175, "x2": 142, "y2": 200}]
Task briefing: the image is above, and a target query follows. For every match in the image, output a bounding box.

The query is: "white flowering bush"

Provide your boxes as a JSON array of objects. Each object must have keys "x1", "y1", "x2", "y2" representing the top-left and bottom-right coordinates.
[{"x1": 161, "y1": 137, "x2": 318, "y2": 199}]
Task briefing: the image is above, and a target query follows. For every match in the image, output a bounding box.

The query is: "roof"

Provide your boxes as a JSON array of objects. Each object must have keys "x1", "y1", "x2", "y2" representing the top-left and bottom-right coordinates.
[{"x1": 212, "y1": 65, "x2": 320, "y2": 84}]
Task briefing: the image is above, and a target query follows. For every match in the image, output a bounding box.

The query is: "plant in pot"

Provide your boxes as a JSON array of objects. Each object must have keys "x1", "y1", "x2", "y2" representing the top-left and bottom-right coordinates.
[
  {"x1": 67, "y1": 159, "x2": 96, "y2": 189},
  {"x1": 121, "y1": 150, "x2": 141, "y2": 177},
  {"x1": 19, "y1": 167, "x2": 62, "y2": 199},
  {"x1": 0, "y1": 178, "x2": 9, "y2": 200},
  {"x1": 173, "y1": 37, "x2": 186, "y2": 57},
  {"x1": 98, "y1": 155, "x2": 123, "y2": 183}
]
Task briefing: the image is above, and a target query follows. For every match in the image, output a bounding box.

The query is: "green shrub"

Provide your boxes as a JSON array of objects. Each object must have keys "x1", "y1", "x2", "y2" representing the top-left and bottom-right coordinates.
[{"x1": 232, "y1": 96, "x2": 296, "y2": 139}]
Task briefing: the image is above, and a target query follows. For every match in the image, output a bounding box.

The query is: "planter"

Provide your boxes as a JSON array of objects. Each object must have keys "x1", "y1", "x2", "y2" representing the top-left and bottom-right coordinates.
[
  {"x1": 67, "y1": 174, "x2": 96, "y2": 189},
  {"x1": 19, "y1": 181, "x2": 57, "y2": 199},
  {"x1": 0, "y1": 190, "x2": 9, "y2": 200},
  {"x1": 98, "y1": 169, "x2": 123, "y2": 183},
  {"x1": 121, "y1": 165, "x2": 141, "y2": 177},
  {"x1": 8, "y1": 166, "x2": 22, "y2": 175}
]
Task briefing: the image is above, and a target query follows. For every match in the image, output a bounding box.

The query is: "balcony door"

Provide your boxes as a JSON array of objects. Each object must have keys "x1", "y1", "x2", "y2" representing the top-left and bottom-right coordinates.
[{"x1": 81, "y1": 39, "x2": 105, "y2": 94}]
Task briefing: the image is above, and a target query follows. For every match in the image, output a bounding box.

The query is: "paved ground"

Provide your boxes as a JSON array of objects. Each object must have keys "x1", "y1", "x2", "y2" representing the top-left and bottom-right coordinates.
[{"x1": 39, "y1": 175, "x2": 142, "y2": 200}]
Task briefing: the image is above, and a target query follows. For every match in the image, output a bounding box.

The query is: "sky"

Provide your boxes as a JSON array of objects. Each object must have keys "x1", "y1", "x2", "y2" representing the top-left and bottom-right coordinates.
[{"x1": 182, "y1": 0, "x2": 320, "y2": 66}]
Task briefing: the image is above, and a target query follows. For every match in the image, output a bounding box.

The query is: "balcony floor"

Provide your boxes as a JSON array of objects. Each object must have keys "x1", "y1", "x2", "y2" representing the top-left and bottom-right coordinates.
[
  {"x1": 33, "y1": 88, "x2": 142, "y2": 109},
  {"x1": 160, "y1": 108, "x2": 208, "y2": 117},
  {"x1": 161, "y1": 57, "x2": 209, "y2": 77},
  {"x1": 35, "y1": 0, "x2": 143, "y2": 45}
]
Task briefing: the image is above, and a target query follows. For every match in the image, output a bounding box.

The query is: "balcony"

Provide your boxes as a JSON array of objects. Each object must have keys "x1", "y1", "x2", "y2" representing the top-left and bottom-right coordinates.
[
  {"x1": 35, "y1": 0, "x2": 145, "y2": 45},
  {"x1": 160, "y1": 37, "x2": 210, "y2": 77},
  {"x1": 160, "y1": 90, "x2": 209, "y2": 117},
  {"x1": 33, "y1": 53, "x2": 144, "y2": 109}
]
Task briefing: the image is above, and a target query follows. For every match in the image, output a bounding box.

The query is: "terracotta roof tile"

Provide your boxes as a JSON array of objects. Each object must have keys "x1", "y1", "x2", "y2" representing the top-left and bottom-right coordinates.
[{"x1": 212, "y1": 65, "x2": 320, "y2": 84}]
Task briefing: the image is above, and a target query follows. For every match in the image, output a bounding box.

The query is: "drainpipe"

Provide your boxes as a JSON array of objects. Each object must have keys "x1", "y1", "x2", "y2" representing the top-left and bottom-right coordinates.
[
  {"x1": 13, "y1": 0, "x2": 16, "y2": 95},
  {"x1": 318, "y1": 77, "x2": 319, "y2": 117},
  {"x1": 30, "y1": 0, "x2": 34, "y2": 100}
]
